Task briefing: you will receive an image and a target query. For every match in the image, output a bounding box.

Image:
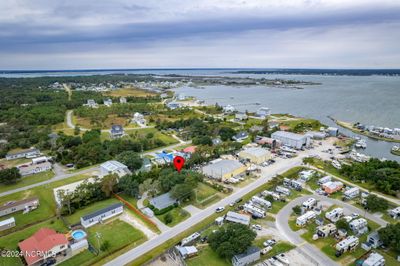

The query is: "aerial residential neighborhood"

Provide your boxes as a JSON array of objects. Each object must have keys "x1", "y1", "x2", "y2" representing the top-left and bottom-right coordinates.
[
  {"x1": 1, "y1": 1, "x2": 400, "y2": 266},
  {"x1": 0, "y1": 76, "x2": 399, "y2": 266}
]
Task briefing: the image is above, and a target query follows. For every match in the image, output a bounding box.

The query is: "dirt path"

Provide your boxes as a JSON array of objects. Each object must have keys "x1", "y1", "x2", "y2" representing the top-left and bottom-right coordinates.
[{"x1": 120, "y1": 212, "x2": 158, "y2": 240}]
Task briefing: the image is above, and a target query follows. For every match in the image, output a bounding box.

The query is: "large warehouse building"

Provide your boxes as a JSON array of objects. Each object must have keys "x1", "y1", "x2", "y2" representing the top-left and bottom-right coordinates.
[
  {"x1": 202, "y1": 159, "x2": 247, "y2": 181},
  {"x1": 238, "y1": 147, "x2": 271, "y2": 164},
  {"x1": 271, "y1": 131, "x2": 311, "y2": 149}
]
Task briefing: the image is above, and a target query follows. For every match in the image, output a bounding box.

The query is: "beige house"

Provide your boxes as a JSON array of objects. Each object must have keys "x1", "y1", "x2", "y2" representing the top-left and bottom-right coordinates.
[{"x1": 239, "y1": 147, "x2": 271, "y2": 164}]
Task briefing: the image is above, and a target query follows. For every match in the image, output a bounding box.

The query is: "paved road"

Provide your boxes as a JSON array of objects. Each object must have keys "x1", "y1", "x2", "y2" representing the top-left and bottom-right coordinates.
[
  {"x1": 0, "y1": 166, "x2": 100, "y2": 197},
  {"x1": 275, "y1": 195, "x2": 388, "y2": 266},
  {"x1": 104, "y1": 158, "x2": 303, "y2": 266}
]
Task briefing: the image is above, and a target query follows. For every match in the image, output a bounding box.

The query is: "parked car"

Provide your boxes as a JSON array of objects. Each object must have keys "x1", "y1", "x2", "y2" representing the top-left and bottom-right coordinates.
[
  {"x1": 215, "y1": 207, "x2": 225, "y2": 213},
  {"x1": 261, "y1": 246, "x2": 273, "y2": 255},
  {"x1": 251, "y1": 224, "x2": 262, "y2": 230},
  {"x1": 351, "y1": 213, "x2": 360, "y2": 219},
  {"x1": 263, "y1": 239, "x2": 277, "y2": 247}
]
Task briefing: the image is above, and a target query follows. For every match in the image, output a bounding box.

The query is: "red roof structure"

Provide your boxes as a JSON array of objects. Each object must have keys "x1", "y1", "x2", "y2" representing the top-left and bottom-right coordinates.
[
  {"x1": 183, "y1": 146, "x2": 196, "y2": 153},
  {"x1": 18, "y1": 228, "x2": 68, "y2": 265}
]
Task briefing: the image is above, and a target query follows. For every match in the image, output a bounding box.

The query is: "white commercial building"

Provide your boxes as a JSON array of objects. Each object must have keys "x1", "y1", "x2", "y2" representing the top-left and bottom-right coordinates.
[
  {"x1": 271, "y1": 131, "x2": 311, "y2": 149},
  {"x1": 100, "y1": 160, "x2": 131, "y2": 177},
  {"x1": 238, "y1": 147, "x2": 271, "y2": 164}
]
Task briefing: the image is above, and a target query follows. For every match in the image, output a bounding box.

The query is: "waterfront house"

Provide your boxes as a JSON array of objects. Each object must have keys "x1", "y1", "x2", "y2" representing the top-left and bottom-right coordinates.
[
  {"x1": 235, "y1": 112, "x2": 248, "y2": 121},
  {"x1": 256, "y1": 107, "x2": 271, "y2": 118},
  {"x1": 80, "y1": 203, "x2": 124, "y2": 228},
  {"x1": 132, "y1": 112, "x2": 146, "y2": 126},
  {"x1": 110, "y1": 125, "x2": 124, "y2": 139},
  {"x1": 223, "y1": 105, "x2": 236, "y2": 113},
  {"x1": 19, "y1": 228, "x2": 68, "y2": 266},
  {"x1": 0, "y1": 197, "x2": 39, "y2": 217}
]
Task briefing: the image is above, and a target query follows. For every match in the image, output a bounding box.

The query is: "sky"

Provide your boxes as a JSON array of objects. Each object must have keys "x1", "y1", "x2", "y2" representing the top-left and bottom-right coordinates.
[{"x1": 1, "y1": 0, "x2": 400, "y2": 70}]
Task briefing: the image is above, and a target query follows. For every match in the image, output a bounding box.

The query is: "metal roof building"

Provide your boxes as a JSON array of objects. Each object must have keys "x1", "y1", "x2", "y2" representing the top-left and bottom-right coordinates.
[
  {"x1": 202, "y1": 159, "x2": 247, "y2": 181},
  {"x1": 149, "y1": 192, "x2": 177, "y2": 210},
  {"x1": 239, "y1": 147, "x2": 271, "y2": 164},
  {"x1": 271, "y1": 131, "x2": 311, "y2": 149},
  {"x1": 225, "y1": 211, "x2": 251, "y2": 225}
]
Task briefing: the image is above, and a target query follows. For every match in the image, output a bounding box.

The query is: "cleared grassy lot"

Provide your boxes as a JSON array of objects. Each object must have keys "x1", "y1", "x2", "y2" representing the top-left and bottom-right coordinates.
[
  {"x1": 156, "y1": 207, "x2": 190, "y2": 227},
  {"x1": 0, "y1": 170, "x2": 54, "y2": 193},
  {"x1": 60, "y1": 219, "x2": 147, "y2": 266}
]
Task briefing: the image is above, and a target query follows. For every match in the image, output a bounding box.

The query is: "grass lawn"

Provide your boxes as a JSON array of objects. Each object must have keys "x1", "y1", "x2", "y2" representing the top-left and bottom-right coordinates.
[
  {"x1": 0, "y1": 218, "x2": 67, "y2": 266},
  {"x1": 0, "y1": 172, "x2": 96, "y2": 236},
  {"x1": 63, "y1": 198, "x2": 121, "y2": 225},
  {"x1": 0, "y1": 170, "x2": 54, "y2": 194},
  {"x1": 128, "y1": 128, "x2": 178, "y2": 146},
  {"x1": 195, "y1": 183, "x2": 219, "y2": 202},
  {"x1": 104, "y1": 87, "x2": 157, "y2": 97},
  {"x1": 187, "y1": 246, "x2": 230, "y2": 266},
  {"x1": 60, "y1": 219, "x2": 147, "y2": 266},
  {"x1": 266, "y1": 242, "x2": 296, "y2": 258},
  {"x1": 157, "y1": 207, "x2": 190, "y2": 227},
  {"x1": 0, "y1": 158, "x2": 32, "y2": 168}
]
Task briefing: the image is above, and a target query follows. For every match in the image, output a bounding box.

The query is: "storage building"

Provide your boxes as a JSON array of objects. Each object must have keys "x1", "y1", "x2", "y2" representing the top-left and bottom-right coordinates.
[{"x1": 271, "y1": 131, "x2": 311, "y2": 149}]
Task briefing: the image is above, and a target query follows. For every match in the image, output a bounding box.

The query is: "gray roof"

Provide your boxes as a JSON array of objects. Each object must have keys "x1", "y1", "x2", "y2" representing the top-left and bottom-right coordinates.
[
  {"x1": 6, "y1": 148, "x2": 39, "y2": 157},
  {"x1": 225, "y1": 211, "x2": 250, "y2": 225},
  {"x1": 111, "y1": 125, "x2": 124, "y2": 133},
  {"x1": 202, "y1": 159, "x2": 245, "y2": 178},
  {"x1": 0, "y1": 197, "x2": 39, "y2": 212},
  {"x1": 233, "y1": 246, "x2": 260, "y2": 260},
  {"x1": 240, "y1": 147, "x2": 270, "y2": 157},
  {"x1": 271, "y1": 131, "x2": 308, "y2": 141},
  {"x1": 81, "y1": 203, "x2": 123, "y2": 221},
  {"x1": 233, "y1": 131, "x2": 248, "y2": 139},
  {"x1": 149, "y1": 192, "x2": 176, "y2": 210}
]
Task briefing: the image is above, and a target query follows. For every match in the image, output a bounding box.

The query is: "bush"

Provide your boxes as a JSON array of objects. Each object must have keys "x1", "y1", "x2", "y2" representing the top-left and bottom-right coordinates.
[
  {"x1": 292, "y1": 205, "x2": 302, "y2": 215},
  {"x1": 164, "y1": 213, "x2": 173, "y2": 224}
]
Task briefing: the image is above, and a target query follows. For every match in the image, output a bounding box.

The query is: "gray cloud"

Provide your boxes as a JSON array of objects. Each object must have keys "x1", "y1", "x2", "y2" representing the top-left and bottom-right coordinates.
[{"x1": 0, "y1": 0, "x2": 400, "y2": 69}]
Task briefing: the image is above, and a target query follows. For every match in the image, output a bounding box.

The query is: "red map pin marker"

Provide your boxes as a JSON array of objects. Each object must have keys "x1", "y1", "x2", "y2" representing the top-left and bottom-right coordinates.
[{"x1": 173, "y1": 156, "x2": 185, "y2": 172}]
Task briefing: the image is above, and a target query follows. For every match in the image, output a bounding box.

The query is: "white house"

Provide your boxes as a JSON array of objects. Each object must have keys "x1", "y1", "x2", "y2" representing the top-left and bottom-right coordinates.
[
  {"x1": 223, "y1": 105, "x2": 236, "y2": 113},
  {"x1": 132, "y1": 112, "x2": 146, "y2": 127},
  {"x1": 251, "y1": 196, "x2": 271, "y2": 209},
  {"x1": 6, "y1": 148, "x2": 41, "y2": 160},
  {"x1": 256, "y1": 107, "x2": 271, "y2": 118},
  {"x1": 18, "y1": 161, "x2": 52, "y2": 177},
  {"x1": 302, "y1": 198, "x2": 317, "y2": 209},
  {"x1": 349, "y1": 218, "x2": 368, "y2": 235},
  {"x1": 344, "y1": 187, "x2": 360, "y2": 200},
  {"x1": 362, "y1": 252, "x2": 385, "y2": 266},
  {"x1": 103, "y1": 98, "x2": 113, "y2": 107},
  {"x1": 389, "y1": 206, "x2": 400, "y2": 219},
  {"x1": 85, "y1": 99, "x2": 98, "y2": 108},
  {"x1": 80, "y1": 203, "x2": 123, "y2": 228},
  {"x1": 100, "y1": 160, "x2": 131, "y2": 177},
  {"x1": 0, "y1": 217, "x2": 16, "y2": 231},
  {"x1": 120, "y1": 97, "x2": 127, "y2": 104},
  {"x1": 225, "y1": 211, "x2": 251, "y2": 225},
  {"x1": 235, "y1": 112, "x2": 248, "y2": 121},
  {"x1": 336, "y1": 236, "x2": 359, "y2": 253},
  {"x1": 325, "y1": 208, "x2": 344, "y2": 223},
  {"x1": 243, "y1": 203, "x2": 265, "y2": 218}
]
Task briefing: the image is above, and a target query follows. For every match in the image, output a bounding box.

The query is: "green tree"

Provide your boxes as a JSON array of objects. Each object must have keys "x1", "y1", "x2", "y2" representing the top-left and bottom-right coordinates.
[
  {"x1": 100, "y1": 240, "x2": 110, "y2": 251},
  {"x1": 219, "y1": 127, "x2": 236, "y2": 141},
  {"x1": 164, "y1": 213, "x2": 173, "y2": 224},
  {"x1": 336, "y1": 218, "x2": 350, "y2": 231},
  {"x1": 0, "y1": 167, "x2": 21, "y2": 184},
  {"x1": 74, "y1": 126, "x2": 81, "y2": 136},
  {"x1": 292, "y1": 205, "x2": 302, "y2": 215},
  {"x1": 171, "y1": 183, "x2": 194, "y2": 201},
  {"x1": 100, "y1": 174, "x2": 118, "y2": 197},
  {"x1": 379, "y1": 223, "x2": 400, "y2": 252},
  {"x1": 115, "y1": 151, "x2": 143, "y2": 171},
  {"x1": 117, "y1": 175, "x2": 139, "y2": 197},
  {"x1": 365, "y1": 194, "x2": 389, "y2": 212},
  {"x1": 208, "y1": 223, "x2": 256, "y2": 259}
]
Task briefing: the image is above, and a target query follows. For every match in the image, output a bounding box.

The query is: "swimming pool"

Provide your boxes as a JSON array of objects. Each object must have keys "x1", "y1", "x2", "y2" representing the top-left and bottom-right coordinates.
[{"x1": 71, "y1": 230, "x2": 87, "y2": 240}]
